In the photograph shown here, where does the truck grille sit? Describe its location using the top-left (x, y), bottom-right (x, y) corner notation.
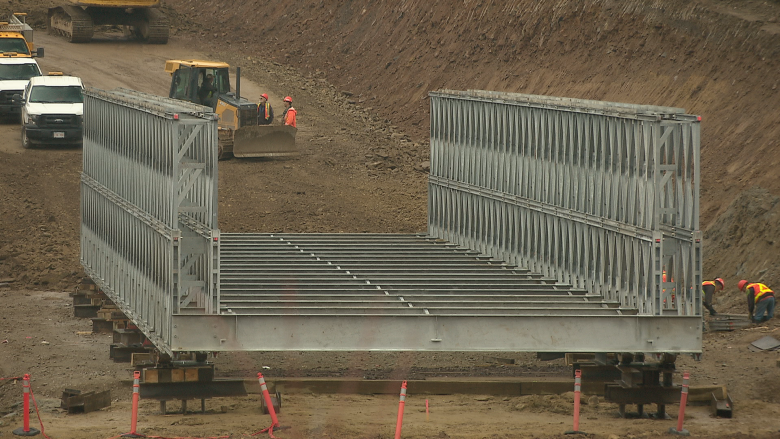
top-left (39, 114), bottom-right (81, 128)
top-left (0, 90), bottom-right (18, 105)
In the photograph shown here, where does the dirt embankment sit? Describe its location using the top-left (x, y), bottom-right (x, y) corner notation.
top-left (2, 0), bottom-right (780, 290)
top-left (704, 187), bottom-right (780, 309)
top-left (165, 0), bottom-right (780, 287)
top-left (1, 3), bottom-right (780, 438)
top-left (164, 1), bottom-right (780, 212)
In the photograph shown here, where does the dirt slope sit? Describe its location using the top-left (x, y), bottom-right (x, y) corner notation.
top-left (163, 0), bottom-right (780, 206)
top-left (2, 0), bottom-right (779, 293)
top-left (162, 0), bottom-right (780, 289)
top-left (0, 1), bottom-right (779, 438)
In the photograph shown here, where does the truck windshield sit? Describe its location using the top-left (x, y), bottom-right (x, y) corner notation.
top-left (29, 86), bottom-right (83, 104)
top-left (0, 38), bottom-right (30, 55)
top-left (0, 63), bottom-right (41, 81)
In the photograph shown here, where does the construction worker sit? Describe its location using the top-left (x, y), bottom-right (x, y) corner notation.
top-left (738, 280), bottom-right (775, 323)
top-left (258, 93), bottom-right (273, 125)
top-left (281, 96), bottom-right (297, 128)
top-left (701, 278), bottom-right (724, 316)
top-left (198, 73), bottom-right (217, 106)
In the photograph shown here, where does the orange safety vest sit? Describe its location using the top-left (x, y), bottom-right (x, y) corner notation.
top-left (261, 102), bottom-right (270, 119)
top-left (284, 107), bottom-right (297, 127)
top-left (702, 281), bottom-right (716, 288)
top-left (746, 283), bottom-right (774, 304)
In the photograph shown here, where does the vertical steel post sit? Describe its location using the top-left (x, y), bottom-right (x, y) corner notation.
top-left (573, 370), bottom-right (581, 431)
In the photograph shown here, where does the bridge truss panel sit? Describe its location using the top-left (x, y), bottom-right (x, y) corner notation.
top-left (80, 88), bottom-right (220, 354)
top-left (429, 90), bottom-right (702, 317)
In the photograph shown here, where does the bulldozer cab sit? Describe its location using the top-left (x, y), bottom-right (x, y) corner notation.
top-left (167, 60), bottom-right (230, 108)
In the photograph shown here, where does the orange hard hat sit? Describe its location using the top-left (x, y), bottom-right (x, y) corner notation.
top-left (283, 96), bottom-right (292, 103)
top-left (261, 93), bottom-right (268, 100)
top-left (714, 278), bottom-right (725, 288)
top-left (738, 279), bottom-right (748, 291)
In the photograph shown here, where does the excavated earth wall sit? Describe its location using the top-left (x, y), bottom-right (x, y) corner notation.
top-left (3, 0), bottom-right (780, 295)
top-left (167, 0), bottom-right (780, 292)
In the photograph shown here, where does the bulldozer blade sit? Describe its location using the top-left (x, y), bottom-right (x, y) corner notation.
top-left (233, 125), bottom-right (299, 158)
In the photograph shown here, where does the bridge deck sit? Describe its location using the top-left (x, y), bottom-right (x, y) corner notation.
top-left (217, 233), bottom-right (625, 317)
top-left (166, 233), bottom-right (701, 353)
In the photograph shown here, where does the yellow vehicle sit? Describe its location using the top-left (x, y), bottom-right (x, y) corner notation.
top-left (48, 0), bottom-right (168, 44)
top-left (165, 59), bottom-right (298, 160)
top-left (0, 13), bottom-right (44, 58)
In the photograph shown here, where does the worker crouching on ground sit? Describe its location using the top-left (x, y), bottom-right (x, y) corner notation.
top-left (258, 93), bottom-right (273, 125)
top-left (738, 280), bottom-right (775, 323)
top-left (702, 278), bottom-right (724, 316)
top-left (281, 96), bottom-right (297, 127)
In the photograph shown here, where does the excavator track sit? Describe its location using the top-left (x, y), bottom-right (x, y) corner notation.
top-left (48, 6), bottom-right (93, 43)
top-left (48, 5), bottom-right (168, 45)
top-left (138, 8), bottom-right (169, 44)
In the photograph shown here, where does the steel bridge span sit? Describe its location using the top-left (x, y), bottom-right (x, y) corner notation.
top-left (80, 88), bottom-right (702, 356)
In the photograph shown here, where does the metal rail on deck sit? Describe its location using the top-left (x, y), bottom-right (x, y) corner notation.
top-left (217, 233), bottom-right (620, 316)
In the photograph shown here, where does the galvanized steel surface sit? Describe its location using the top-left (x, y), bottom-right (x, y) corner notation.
top-left (83, 87), bottom-right (218, 230)
top-left (186, 232), bottom-right (702, 353)
top-left (429, 90), bottom-right (702, 317)
top-left (218, 233), bottom-right (614, 317)
top-left (80, 87), bottom-right (702, 354)
top-left (80, 87), bottom-right (219, 353)
top-left (171, 312), bottom-right (702, 352)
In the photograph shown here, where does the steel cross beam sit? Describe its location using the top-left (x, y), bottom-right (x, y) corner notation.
top-left (171, 314), bottom-right (702, 353)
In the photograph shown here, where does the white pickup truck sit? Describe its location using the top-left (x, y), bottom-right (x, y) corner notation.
top-left (18, 74), bottom-right (84, 148)
top-left (0, 57), bottom-right (42, 118)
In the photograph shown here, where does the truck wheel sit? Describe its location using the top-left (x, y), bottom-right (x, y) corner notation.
top-left (21, 127), bottom-right (32, 149)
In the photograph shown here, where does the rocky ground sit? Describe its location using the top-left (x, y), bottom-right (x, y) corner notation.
top-left (0, 0), bottom-right (780, 438)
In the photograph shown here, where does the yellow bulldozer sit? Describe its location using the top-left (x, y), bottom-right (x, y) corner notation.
top-left (48, 0), bottom-right (168, 44)
top-left (165, 59), bottom-right (298, 160)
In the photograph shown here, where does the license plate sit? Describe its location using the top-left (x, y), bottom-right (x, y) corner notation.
top-left (53, 132), bottom-right (65, 139)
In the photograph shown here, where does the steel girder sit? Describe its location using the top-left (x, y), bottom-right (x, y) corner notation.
top-left (171, 313), bottom-right (702, 353)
